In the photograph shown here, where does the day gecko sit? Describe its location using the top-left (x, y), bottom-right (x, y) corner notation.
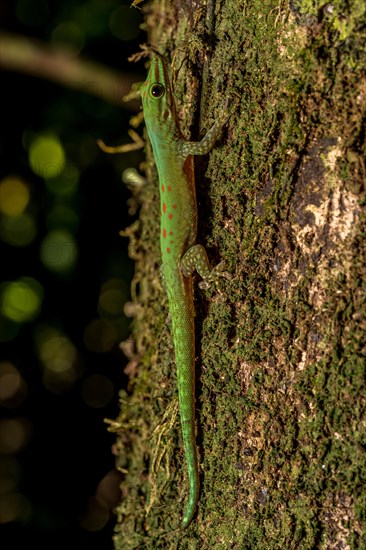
top-left (140, 55), bottom-right (231, 528)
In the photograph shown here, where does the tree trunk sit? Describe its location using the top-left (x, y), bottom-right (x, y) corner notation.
top-left (111, 0), bottom-right (366, 547)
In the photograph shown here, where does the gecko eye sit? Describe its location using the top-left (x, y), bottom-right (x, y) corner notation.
top-left (150, 84), bottom-right (165, 98)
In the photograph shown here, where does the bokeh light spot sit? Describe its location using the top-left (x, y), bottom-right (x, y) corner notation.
top-left (84, 319), bottom-right (118, 353)
top-left (1, 277), bottom-right (44, 323)
top-left (96, 470), bottom-right (122, 510)
top-left (73, 1), bottom-right (108, 37)
top-left (0, 213), bottom-right (37, 247)
top-left (0, 418), bottom-right (32, 454)
top-left (0, 362), bottom-right (27, 408)
top-left (98, 278), bottom-right (129, 319)
top-left (79, 496), bottom-right (109, 532)
top-left (0, 490), bottom-right (31, 524)
top-left (34, 325), bottom-right (81, 393)
top-left (0, 176), bottom-right (30, 216)
top-left (41, 336), bottom-right (76, 373)
top-left (42, 368), bottom-right (79, 394)
top-left (51, 21), bottom-right (85, 54)
top-left (0, 363), bottom-right (21, 400)
top-left (29, 135), bottom-right (65, 179)
top-left (81, 374), bottom-right (114, 409)
top-left (40, 230), bottom-right (78, 273)
top-left (109, 6), bottom-right (141, 41)
top-left (98, 288), bottom-right (125, 317)
top-left (15, 0), bottom-right (49, 26)
top-left (45, 164), bottom-right (79, 197)
top-left (35, 326), bottom-right (77, 372)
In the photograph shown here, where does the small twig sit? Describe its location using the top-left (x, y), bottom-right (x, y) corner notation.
top-left (97, 129), bottom-right (144, 154)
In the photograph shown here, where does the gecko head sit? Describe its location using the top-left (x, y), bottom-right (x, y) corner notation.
top-left (140, 55), bottom-right (176, 138)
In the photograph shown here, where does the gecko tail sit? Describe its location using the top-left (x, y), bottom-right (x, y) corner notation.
top-left (181, 483), bottom-right (199, 529)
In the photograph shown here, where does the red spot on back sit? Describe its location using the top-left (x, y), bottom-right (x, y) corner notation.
top-left (172, 204), bottom-right (177, 209)
top-left (169, 231), bottom-right (173, 236)
top-left (167, 185), bottom-right (172, 192)
top-left (163, 228), bottom-right (167, 238)
top-left (161, 185), bottom-right (165, 193)
top-left (168, 213), bottom-right (173, 220)
top-left (167, 247), bottom-right (171, 253)
top-left (163, 203), bottom-right (167, 213)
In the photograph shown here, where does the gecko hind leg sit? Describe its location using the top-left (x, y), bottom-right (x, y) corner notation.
top-left (181, 244), bottom-right (231, 290)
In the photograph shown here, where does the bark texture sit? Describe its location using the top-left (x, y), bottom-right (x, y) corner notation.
top-left (111, 0), bottom-right (366, 547)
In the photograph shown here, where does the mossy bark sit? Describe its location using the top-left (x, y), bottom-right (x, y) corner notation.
top-left (111, 0), bottom-right (366, 547)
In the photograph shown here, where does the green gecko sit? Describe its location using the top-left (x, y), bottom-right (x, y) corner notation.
top-left (140, 54), bottom-right (231, 529)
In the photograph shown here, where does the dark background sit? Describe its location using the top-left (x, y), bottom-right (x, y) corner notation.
top-left (0, 1), bottom-right (145, 547)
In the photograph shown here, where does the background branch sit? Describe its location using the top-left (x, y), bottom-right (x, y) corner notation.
top-left (0, 32), bottom-right (139, 109)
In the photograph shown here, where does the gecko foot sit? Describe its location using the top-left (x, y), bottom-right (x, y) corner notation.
top-left (198, 261), bottom-right (232, 291)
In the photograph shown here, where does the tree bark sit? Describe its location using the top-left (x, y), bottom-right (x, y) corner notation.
top-left (111, 0), bottom-right (366, 547)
